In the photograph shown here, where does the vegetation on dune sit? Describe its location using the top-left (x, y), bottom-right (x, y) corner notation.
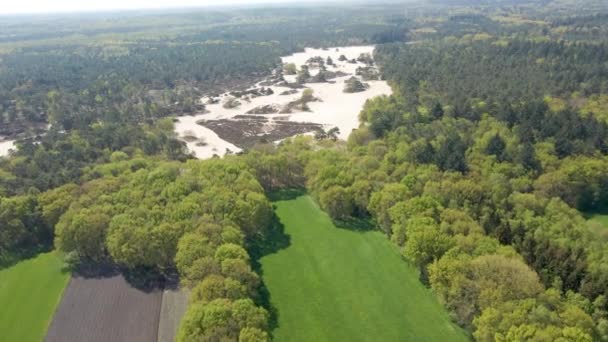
top-left (343, 76), bottom-right (370, 93)
top-left (0, 252), bottom-right (70, 342)
top-left (261, 195), bottom-right (468, 341)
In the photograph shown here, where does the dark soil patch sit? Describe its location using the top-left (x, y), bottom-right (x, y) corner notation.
top-left (198, 118), bottom-right (322, 148)
top-left (45, 273), bottom-right (163, 342)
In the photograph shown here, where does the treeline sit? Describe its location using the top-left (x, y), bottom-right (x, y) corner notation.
top-left (5, 156), bottom-right (274, 340)
top-left (0, 118), bottom-right (187, 196)
top-left (0, 42), bottom-right (281, 136)
top-left (375, 40), bottom-right (608, 109)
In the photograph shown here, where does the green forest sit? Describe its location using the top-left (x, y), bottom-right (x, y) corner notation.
top-left (1, 0), bottom-right (608, 341)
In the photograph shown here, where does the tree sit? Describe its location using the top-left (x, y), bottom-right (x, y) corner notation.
top-left (55, 207), bottom-right (110, 262)
top-left (283, 63), bottom-right (297, 75)
top-left (430, 103), bottom-right (444, 120)
top-left (215, 243), bottom-right (250, 263)
top-left (368, 183), bottom-right (411, 234)
top-left (436, 132), bottom-right (468, 173)
top-left (190, 274), bottom-right (248, 303)
top-left (520, 142), bottom-right (541, 171)
top-left (177, 299), bottom-right (268, 342)
top-left (296, 65), bottom-right (311, 84)
top-left (343, 77), bottom-right (369, 93)
top-left (409, 139), bottom-right (436, 164)
top-left (301, 88), bottom-right (315, 103)
top-left (403, 225), bottom-right (454, 270)
top-left (485, 133), bottom-right (507, 162)
top-left (239, 327), bottom-right (269, 342)
top-left (320, 186), bottom-right (354, 220)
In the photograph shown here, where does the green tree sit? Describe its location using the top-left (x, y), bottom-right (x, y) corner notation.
top-left (485, 133), bottom-right (507, 162)
top-left (319, 186), bottom-right (353, 220)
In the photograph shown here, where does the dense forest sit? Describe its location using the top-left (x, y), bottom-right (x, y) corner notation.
top-left (2, 0), bottom-right (608, 341)
top-left (0, 6), bottom-right (402, 139)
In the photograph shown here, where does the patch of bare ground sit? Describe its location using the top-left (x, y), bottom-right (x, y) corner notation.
top-left (157, 288), bottom-right (190, 342)
top-left (198, 118), bottom-right (322, 148)
top-left (45, 268), bottom-right (163, 342)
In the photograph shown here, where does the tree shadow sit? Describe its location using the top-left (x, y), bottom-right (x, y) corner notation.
top-left (581, 203), bottom-right (608, 219)
top-left (0, 244), bottom-right (52, 270)
top-left (267, 188), bottom-right (306, 202)
top-left (248, 212), bottom-right (291, 336)
top-left (333, 216), bottom-right (376, 233)
top-left (71, 261), bottom-right (170, 293)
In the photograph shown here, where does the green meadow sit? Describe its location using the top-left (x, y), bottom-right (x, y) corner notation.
top-left (0, 252), bottom-right (70, 342)
top-left (260, 195), bottom-right (468, 342)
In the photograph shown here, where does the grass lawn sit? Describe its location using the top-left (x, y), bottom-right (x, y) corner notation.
top-left (584, 210), bottom-right (608, 242)
top-left (260, 195), bottom-right (468, 342)
top-left (0, 251), bottom-right (70, 342)
top-left (587, 213), bottom-right (608, 227)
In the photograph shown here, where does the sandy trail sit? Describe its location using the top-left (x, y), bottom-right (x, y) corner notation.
top-left (174, 45), bottom-right (392, 159)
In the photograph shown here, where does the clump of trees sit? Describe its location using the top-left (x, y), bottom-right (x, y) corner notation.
top-left (223, 96), bottom-right (242, 109)
top-left (344, 77), bottom-right (369, 93)
top-left (43, 157), bottom-right (273, 340)
top-left (296, 65), bottom-right (311, 84)
top-left (0, 118), bottom-right (187, 196)
top-left (283, 63), bottom-right (297, 75)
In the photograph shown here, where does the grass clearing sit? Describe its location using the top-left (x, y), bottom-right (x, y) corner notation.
top-left (584, 207), bottom-right (608, 242)
top-left (587, 213), bottom-right (608, 227)
top-left (260, 195), bottom-right (468, 341)
top-left (0, 251), bottom-right (70, 342)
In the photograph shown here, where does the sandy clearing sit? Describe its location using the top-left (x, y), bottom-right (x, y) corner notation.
top-left (0, 139), bottom-right (16, 157)
top-left (174, 45), bottom-right (392, 159)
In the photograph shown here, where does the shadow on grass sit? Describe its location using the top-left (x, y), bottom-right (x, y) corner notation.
top-left (248, 211), bottom-right (291, 336)
top-left (581, 204), bottom-right (608, 219)
top-left (267, 188), bottom-right (306, 202)
top-left (0, 244), bottom-right (52, 271)
top-left (333, 216), bottom-right (376, 233)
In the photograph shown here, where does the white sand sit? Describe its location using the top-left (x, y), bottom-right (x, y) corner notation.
top-left (174, 45), bottom-right (392, 159)
top-left (0, 139), bottom-right (16, 157)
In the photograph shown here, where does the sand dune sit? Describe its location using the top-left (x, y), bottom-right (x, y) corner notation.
top-left (174, 45), bottom-right (392, 159)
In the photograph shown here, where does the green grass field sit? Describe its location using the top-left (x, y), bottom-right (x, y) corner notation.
top-left (584, 209), bottom-right (608, 242)
top-left (260, 195), bottom-right (468, 342)
top-left (0, 252), bottom-right (70, 342)
top-left (587, 213), bottom-right (608, 227)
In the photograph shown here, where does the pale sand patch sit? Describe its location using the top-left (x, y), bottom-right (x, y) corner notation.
top-left (0, 139), bottom-right (16, 157)
top-left (174, 45), bottom-right (392, 159)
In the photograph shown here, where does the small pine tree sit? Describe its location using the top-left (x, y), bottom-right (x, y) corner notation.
top-left (485, 133), bottom-right (507, 162)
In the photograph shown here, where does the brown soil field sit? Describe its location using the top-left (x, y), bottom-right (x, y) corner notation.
top-left (45, 272), bottom-right (163, 342)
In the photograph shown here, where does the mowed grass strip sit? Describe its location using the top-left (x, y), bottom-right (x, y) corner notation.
top-left (0, 252), bottom-right (70, 342)
top-left (261, 196), bottom-right (468, 342)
